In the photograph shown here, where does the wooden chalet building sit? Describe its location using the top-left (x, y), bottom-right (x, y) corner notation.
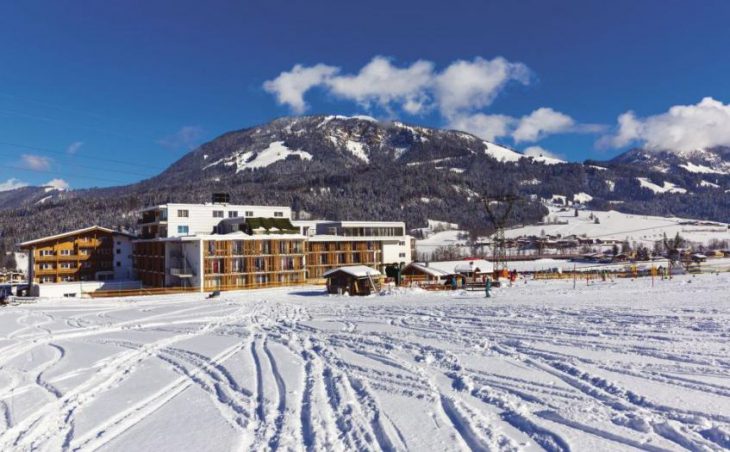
top-left (19, 226), bottom-right (135, 285)
top-left (323, 265), bottom-right (382, 296)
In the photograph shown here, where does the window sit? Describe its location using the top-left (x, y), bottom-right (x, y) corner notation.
top-left (40, 263), bottom-right (53, 270)
top-left (116, 261), bottom-right (121, 267)
top-left (213, 210), bottom-right (224, 218)
top-left (40, 250), bottom-right (54, 256)
top-left (177, 209), bottom-right (189, 218)
top-left (399, 252), bottom-right (406, 258)
top-left (228, 211), bottom-right (238, 218)
top-left (245, 211), bottom-right (254, 217)
top-left (398, 241), bottom-right (406, 246)
top-left (59, 262), bottom-right (74, 269)
top-left (41, 276), bottom-right (55, 283)
top-left (177, 225), bottom-right (189, 234)
top-left (59, 249), bottom-right (72, 256)
top-left (274, 211), bottom-right (284, 217)
top-left (116, 249), bottom-right (121, 254)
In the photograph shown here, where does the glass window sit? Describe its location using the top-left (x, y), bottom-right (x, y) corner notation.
top-left (228, 211), bottom-right (238, 218)
top-left (177, 210), bottom-right (189, 218)
top-left (177, 225), bottom-right (189, 234)
top-left (245, 211), bottom-right (254, 217)
top-left (274, 211), bottom-right (284, 217)
top-left (213, 210), bottom-right (224, 218)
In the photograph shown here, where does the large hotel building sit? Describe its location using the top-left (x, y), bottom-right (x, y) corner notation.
top-left (131, 199), bottom-right (413, 292)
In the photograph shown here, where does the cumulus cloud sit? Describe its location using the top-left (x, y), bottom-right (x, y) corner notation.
top-left (21, 154), bottom-right (52, 171)
top-left (66, 141), bottom-right (84, 155)
top-left (45, 178), bottom-right (70, 191)
top-left (447, 107), bottom-right (596, 144)
top-left (157, 126), bottom-right (205, 150)
top-left (446, 113), bottom-right (516, 141)
top-left (264, 56), bottom-right (529, 117)
top-left (512, 108), bottom-right (575, 143)
top-left (263, 63), bottom-right (339, 113)
top-left (435, 57), bottom-right (530, 117)
top-left (265, 56), bottom-right (606, 145)
top-left (600, 97), bottom-right (730, 151)
top-left (0, 178), bottom-right (28, 192)
top-left (523, 146), bottom-right (565, 161)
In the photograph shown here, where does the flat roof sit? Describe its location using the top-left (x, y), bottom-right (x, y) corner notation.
top-left (19, 226), bottom-right (135, 248)
top-left (134, 232), bottom-right (305, 242)
top-left (139, 203), bottom-right (292, 212)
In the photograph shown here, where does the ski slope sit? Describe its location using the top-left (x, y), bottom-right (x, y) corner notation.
top-left (1, 275), bottom-right (730, 451)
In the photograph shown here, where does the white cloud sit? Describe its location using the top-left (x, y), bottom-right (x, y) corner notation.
top-left (435, 57), bottom-right (530, 117)
top-left (157, 126), bottom-right (205, 150)
top-left (45, 178), bottom-right (70, 191)
top-left (523, 146), bottom-right (565, 161)
top-left (513, 108), bottom-right (575, 143)
top-left (600, 97), bottom-right (730, 151)
top-left (448, 107), bottom-right (590, 144)
top-left (66, 141), bottom-right (83, 155)
top-left (264, 56), bottom-right (528, 117)
top-left (446, 113), bottom-right (515, 141)
top-left (326, 56), bottom-right (434, 114)
top-left (263, 63), bottom-right (339, 114)
top-left (265, 56), bottom-right (605, 145)
top-left (21, 154), bottom-right (52, 171)
top-left (0, 178), bottom-right (28, 192)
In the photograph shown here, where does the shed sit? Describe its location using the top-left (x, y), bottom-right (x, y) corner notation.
top-left (322, 265), bottom-right (382, 296)
top-left (401, 262), bottom-right (454, 283)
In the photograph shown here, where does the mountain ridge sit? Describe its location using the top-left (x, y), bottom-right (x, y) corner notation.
top-left (1, 115), bottom-right (729, 254)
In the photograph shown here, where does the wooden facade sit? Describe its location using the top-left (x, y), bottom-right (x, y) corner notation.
top-left (202, 238), bottom-right (306, 291)
top-left (132, 241), bottom-right (166, 287)
top-left (306, 240), bottom-right (382, 279)
top-left (20, 227), bottom-right (115, 284)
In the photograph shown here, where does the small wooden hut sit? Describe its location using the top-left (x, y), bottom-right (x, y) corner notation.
top-left (322, 266), bottom-right (381, 296)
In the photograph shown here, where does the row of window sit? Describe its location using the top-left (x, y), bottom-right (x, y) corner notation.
top-left (207, 240), bottom-right (303, 255)
top-left (176, 209), bottom-right (285, 219)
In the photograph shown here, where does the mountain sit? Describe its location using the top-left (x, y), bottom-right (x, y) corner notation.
top-left (1, 115), bottom-right (729, 255)
top-left (610, 146), bottom-right (730, 177)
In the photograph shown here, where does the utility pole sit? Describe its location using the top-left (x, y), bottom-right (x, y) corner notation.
top-left (483, 194), bottom-right (520, 275)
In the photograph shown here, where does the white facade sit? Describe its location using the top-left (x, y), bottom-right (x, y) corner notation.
top-left (31, 280), bottom-right (142, 298)
top-left (113, 235), bottom-right (135, 280)
top-left (140, 203), bottom-right (292, 239)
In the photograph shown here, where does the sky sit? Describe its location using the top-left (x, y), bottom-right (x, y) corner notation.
top-left (2, 0), bottom-right (730, 190)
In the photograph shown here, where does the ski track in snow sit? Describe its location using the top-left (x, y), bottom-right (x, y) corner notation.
top-left (0, 275), bottom-right (730, 451)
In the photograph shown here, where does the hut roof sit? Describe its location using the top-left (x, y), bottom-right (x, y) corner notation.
top-left (322, 265), bottom-right (382, 278)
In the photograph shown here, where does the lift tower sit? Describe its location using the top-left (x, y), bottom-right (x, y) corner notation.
top-left (483, 194), bottom-right (520, 274)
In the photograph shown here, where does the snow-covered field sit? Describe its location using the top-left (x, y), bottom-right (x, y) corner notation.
top-left (416, 207), bottom-right (730, 260)
top-left (1, 275), bottom-right (730, 451)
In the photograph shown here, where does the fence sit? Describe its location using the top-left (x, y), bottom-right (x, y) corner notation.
top-left (86, 278), bottom-right (330, 298)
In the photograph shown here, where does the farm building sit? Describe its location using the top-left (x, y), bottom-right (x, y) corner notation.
top-left (322, 265), bottom-right (381, 296)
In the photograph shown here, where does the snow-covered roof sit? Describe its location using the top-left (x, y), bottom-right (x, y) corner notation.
top-left (19, 226), bottom-right (135, 248)
top-left (404, 263), bottom-right (454, 278)
top-left (416, 259), bottom-right (494, 275)
top-left (322, 265), bottom-right (382, 278)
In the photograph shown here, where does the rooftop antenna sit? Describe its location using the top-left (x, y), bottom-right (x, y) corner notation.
top-left (483, 194), bottom-right (520, 273)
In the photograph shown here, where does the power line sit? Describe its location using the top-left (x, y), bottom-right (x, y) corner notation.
top-left (0, 152), bottom-right (156, 179)
top-left (0, 140), bottom-right (168, 172)
top-left (5, 165), bottom-right (138, 186)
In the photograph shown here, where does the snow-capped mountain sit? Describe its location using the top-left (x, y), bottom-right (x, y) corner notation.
top-left (610, 146), bottom-right (730, 176)
top-left (157, 115), bottom-right (526, 183)
top-left (2, 115), bottom-right (730, 252)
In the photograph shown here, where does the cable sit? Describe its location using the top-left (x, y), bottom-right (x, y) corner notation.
top-left (0, 141), bottom-right (168, 172)
top-left (0, 152), bottom-right (156, 179)
top-left (5, 165), bottom-right (137, 186)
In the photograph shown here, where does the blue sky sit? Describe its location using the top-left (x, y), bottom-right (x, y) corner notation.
top-left (2, 0), bottom-right (730, 190)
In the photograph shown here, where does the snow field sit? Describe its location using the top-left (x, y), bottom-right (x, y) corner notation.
top-left (0, 274), bottom-right (729, 451)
